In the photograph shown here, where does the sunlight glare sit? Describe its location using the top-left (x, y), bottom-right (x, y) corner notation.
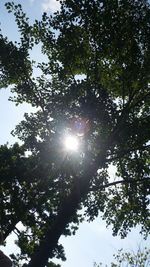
top-left (64, 135), bottom-right (79, 152)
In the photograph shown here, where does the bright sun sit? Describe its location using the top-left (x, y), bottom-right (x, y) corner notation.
top-left (64, 135), bottom-right (79, 152)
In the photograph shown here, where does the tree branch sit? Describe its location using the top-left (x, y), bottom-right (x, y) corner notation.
top-left (90, 177), bottom-right (150, 192)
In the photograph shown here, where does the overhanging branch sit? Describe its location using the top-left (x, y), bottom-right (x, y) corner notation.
top-left (90, 177), bottom-right (150, 192)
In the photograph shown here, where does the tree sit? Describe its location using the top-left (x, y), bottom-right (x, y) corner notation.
top-left (0, 1), bottom-right (150, 266)
top-left (94, 247), bottom-right (150, 267)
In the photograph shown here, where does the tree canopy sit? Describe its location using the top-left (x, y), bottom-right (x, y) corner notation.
top-left (0, 1), bottom-right (150, 266)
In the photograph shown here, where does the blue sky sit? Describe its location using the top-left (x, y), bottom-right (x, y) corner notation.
top-left (0, 1), bottom-right (150, 266)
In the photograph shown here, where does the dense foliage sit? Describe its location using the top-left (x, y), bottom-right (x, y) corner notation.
top-left (0, 1), bottom-right (150, 266)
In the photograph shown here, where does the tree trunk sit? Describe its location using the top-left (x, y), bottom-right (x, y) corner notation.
top-left (27, 182), bottom-right (88, 267)
top-left (27, 152), bottom-right (97, 267)
top-left (0, 251), bottom-right (12, 267)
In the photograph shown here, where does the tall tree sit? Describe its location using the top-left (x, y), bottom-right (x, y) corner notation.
top-left (0, 1), bottom-right (150, 266)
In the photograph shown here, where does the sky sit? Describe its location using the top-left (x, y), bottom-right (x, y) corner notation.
top-left (0, 1), bottom-right (150, 266)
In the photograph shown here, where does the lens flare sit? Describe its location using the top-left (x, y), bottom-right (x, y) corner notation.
top-left (71, 118), bottom-right (90, 136)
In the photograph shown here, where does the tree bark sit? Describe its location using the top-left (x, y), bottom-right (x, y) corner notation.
top-left (27, 152), bottom-right (97, 267)
top-left (27, 183), bottom-right (87, 267)
top-left (0, 251), bottom-right (12, 267)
